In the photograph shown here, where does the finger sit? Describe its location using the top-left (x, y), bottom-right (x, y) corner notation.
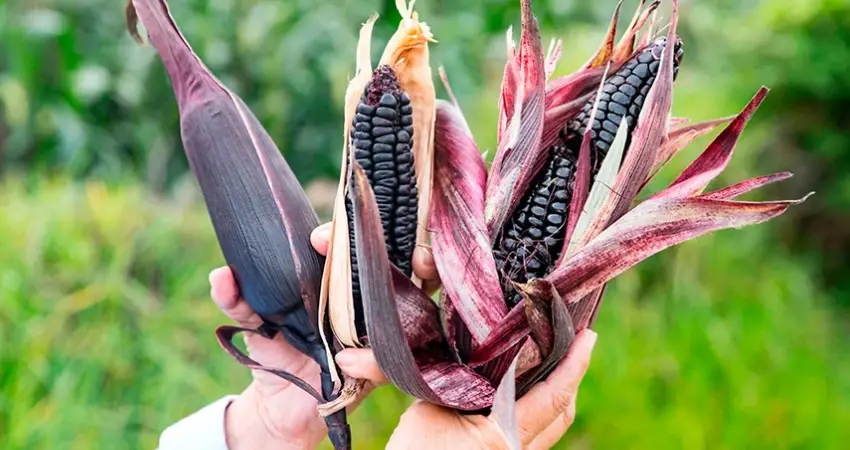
top-left (527, 396), bottom-right (577, 450)
top-left (412, 245), bottom-right (439, 282)
top-left (310, 222), bottom-right (333, 256)
top-left (335, 348), bottom-right (389, 386)
top-left (516, 329), bottom-right (597, 443)
top-left (209, 266), bottom-right (263, 328)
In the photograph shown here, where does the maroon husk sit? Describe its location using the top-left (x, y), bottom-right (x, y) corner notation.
top-left (517, 280), bottom-right (575, 396)
top-left (351, 163), bottom-right (497, 410)
top-left (653, 87), bottom-right (770, 200)
top-left (700, 172), bottom-right (794, 201)
top-left (485, 0), bottom-right (547, 239)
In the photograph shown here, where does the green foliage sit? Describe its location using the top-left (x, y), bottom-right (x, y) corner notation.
top-left (2, 179), bottom-right (848, 450)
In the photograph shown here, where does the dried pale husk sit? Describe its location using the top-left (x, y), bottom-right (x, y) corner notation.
top-left (321, 0), bottom-right (436, 350)
top-left (320, 14), bottom-right (377, 354)
top-left (379, 0), bottom-right (438, 290)
top-left (317, 0), bottom-right (436, 411)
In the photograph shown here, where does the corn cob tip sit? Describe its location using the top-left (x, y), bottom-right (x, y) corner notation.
top-left (364, 65), bottom-right (403, 106)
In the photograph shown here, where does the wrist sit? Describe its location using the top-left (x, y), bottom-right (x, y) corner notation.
top-left (224, 385), bottom-right (321, 450)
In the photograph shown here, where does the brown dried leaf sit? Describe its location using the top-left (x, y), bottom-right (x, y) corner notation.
top-left (583, 0), bottom-right (623, 69)
top-left (380, 0), bottom-right (437, 288)
top-left (517, 280), bottom-right (575, 397)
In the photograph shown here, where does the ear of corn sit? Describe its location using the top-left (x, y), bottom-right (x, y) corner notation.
top-left (321, 0), bottom-right (436, 350)
top-left (494, 36), bottom-right (684, 307)
top-left (126, 0), bottom-right (350, 447)
top-left (345, 65), bottom-right (419, 338)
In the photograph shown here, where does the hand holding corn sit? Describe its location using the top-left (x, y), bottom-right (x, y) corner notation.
top-left (386, 329), bottom-right (597, 450)
top-left (212, 223), bottom-right (439, 449)
top-left (212, 222), bottom-right (595, 450)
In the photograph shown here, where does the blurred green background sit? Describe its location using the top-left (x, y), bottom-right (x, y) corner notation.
top-left (1, 0), bottom-right (848, 448)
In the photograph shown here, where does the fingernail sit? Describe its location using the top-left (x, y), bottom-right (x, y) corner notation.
top-left (208, 266), bottom-right (227, 284)
top-left (583, 329), bottom-right (598, 349)
top-left (335, 350), bottom-right (357, 367)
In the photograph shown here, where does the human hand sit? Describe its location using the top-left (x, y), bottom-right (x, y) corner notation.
top-left (218, 222), bottom-right (441, 450)
top-left (385, 329), bottom-right (597, 450)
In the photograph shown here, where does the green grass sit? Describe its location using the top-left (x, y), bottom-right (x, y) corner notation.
top-left (1, 178), bottom-right (847, 449)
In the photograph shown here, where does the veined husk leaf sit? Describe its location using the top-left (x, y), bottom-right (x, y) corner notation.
top-left (486, 0), bottom-right (546, 239)
top-left (126, 0), bottom-right (350, 447)
top-left (700, 172), bottom-right (794, 201)
top-left (322, 0), bottom-right (437, 352)
top-left (652, 87), bottom-right (769, 200)
top-left (582, 0), bottom-right (623, 69)
top-left (431, 101), bottom-right (506, 346)
top-left (654, 116), bottom-right (734, 168)
top-left (549, 195), bottom-right (809, 309)
top-left (350, 163), bottom-right (497, 410)
top-left (321, 15), bottom-right (377, 350)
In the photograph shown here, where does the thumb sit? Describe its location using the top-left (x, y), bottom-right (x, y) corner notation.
top-left (515, 329), bottom-right (597, 444)
top-left (335, 348), bottom-right (389, 386)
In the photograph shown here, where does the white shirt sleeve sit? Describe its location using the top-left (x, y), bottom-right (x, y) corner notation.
top-left (157, 395), bottom-right (239, 450)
